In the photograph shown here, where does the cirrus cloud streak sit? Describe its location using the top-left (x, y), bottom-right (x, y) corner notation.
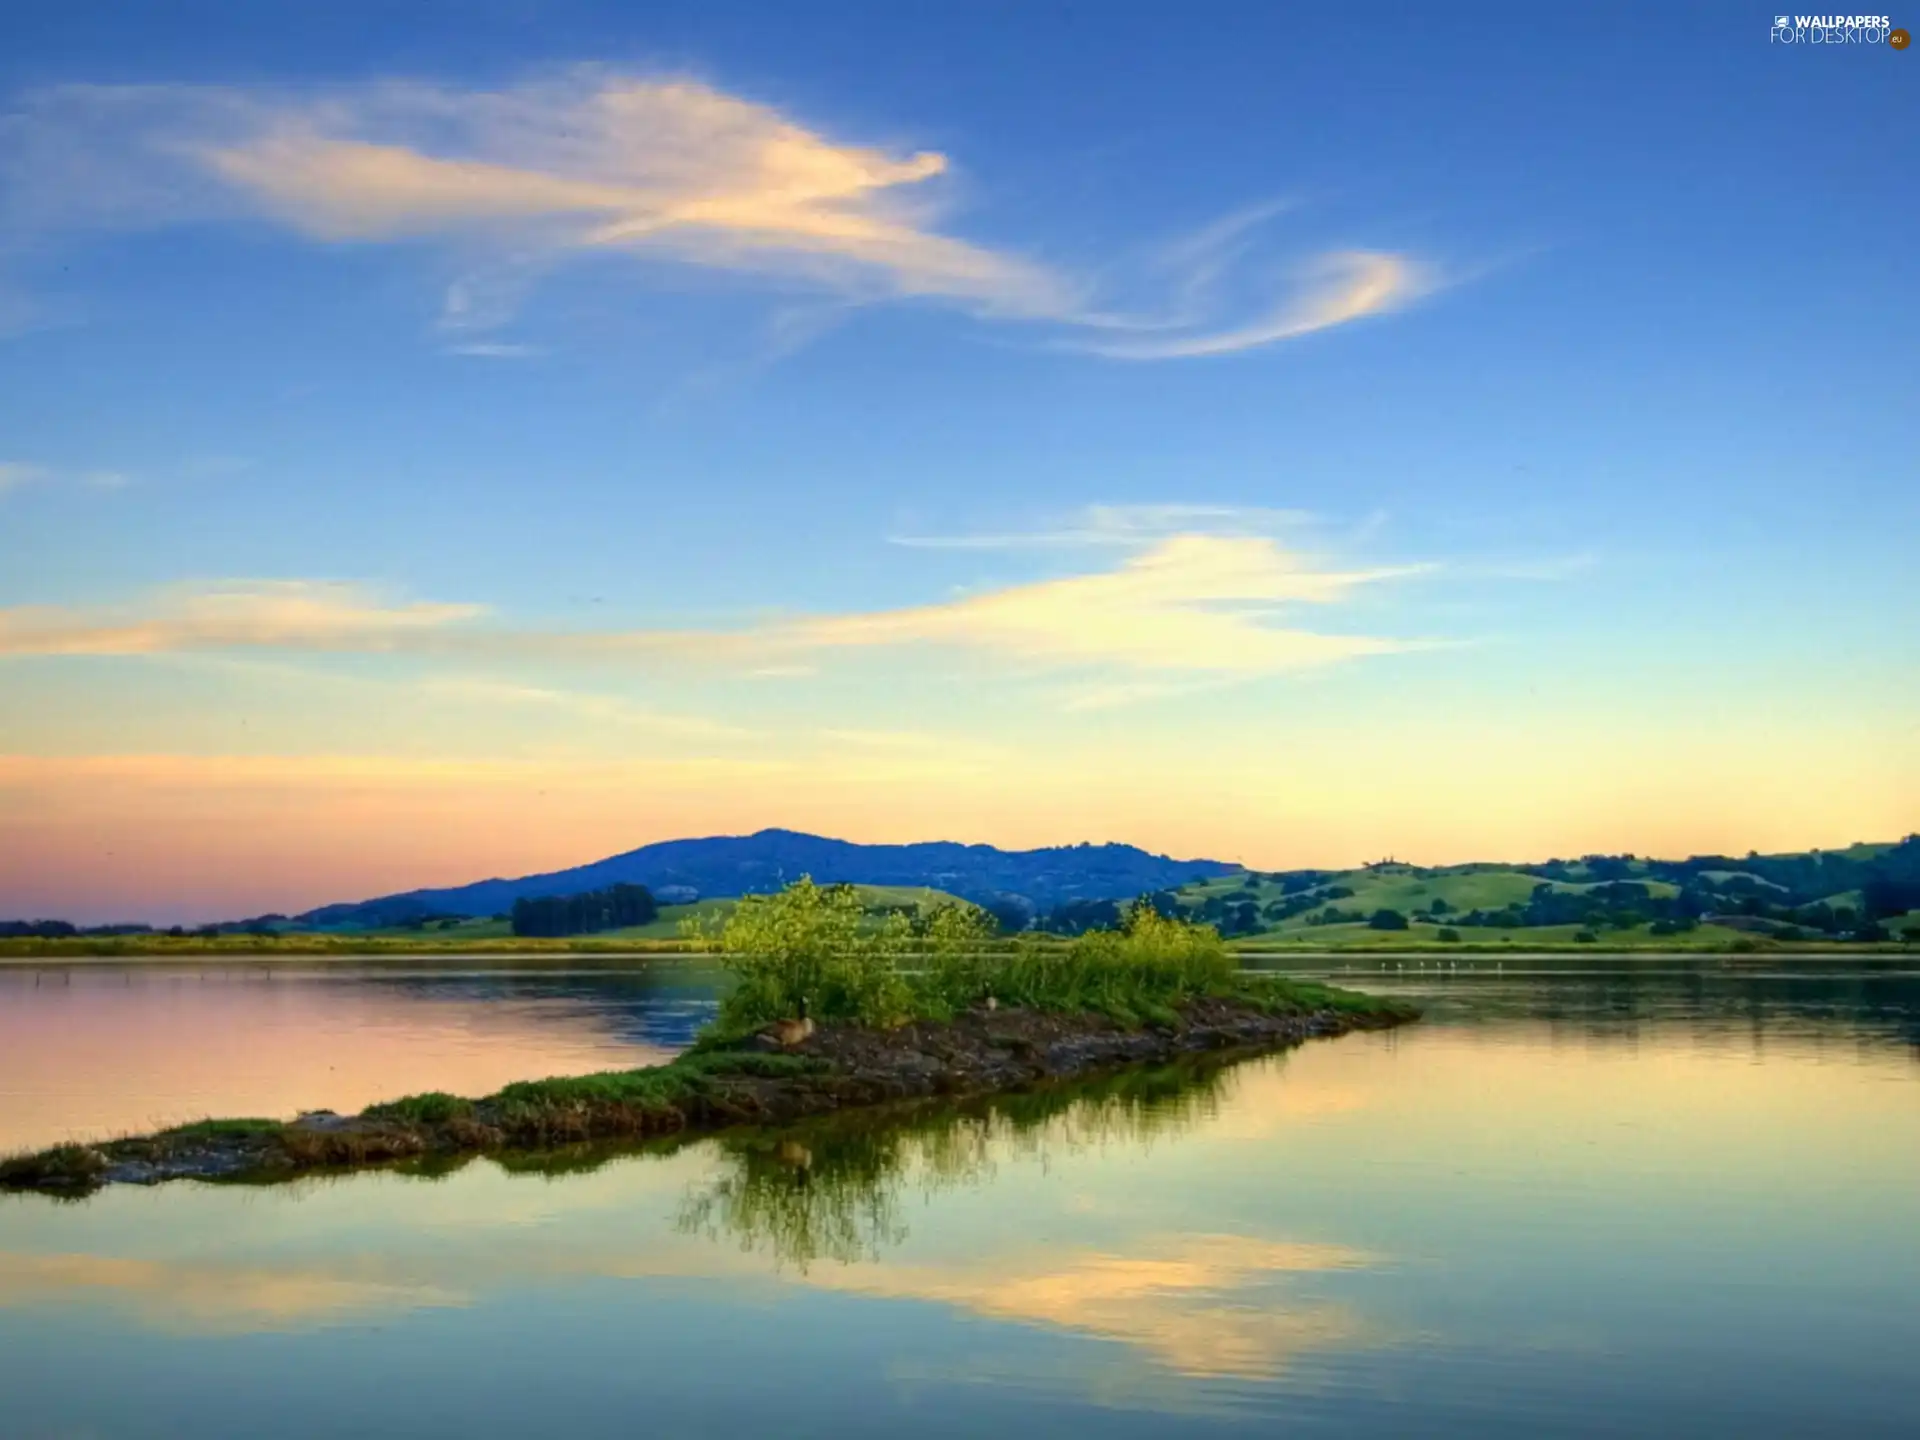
top-left (2, 72), bottom-right (1434, 358)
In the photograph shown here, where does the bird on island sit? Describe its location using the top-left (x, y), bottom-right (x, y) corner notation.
top-left (758, 997), bottom-right (815, 1048)
top-left (776, 1139), bottom-right (813, 1169)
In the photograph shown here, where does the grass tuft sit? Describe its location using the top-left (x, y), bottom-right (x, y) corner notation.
top-left (156, 1118), bottom-right (284, 1140)
top-left (362, 1093), bottom-right (472, 1125)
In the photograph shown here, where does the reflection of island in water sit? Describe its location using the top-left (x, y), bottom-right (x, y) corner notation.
top-left (0, 1047), bottom-right (1391, 1389)
top-left (670, 1053), bottom-right (1385, 1384)
top-left (674, 1056), bottom-right (1236, 1271)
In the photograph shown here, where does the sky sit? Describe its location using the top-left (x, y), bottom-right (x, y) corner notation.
top-left (0, 1), bottom-right (1914, 922)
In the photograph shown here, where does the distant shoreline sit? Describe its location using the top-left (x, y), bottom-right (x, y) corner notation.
top-left (2, 938), bottom-right (1911, 964)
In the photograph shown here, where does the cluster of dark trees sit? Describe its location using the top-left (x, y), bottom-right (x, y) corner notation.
top-left (1434, 880), bottom-right (1677, 934)
top-left (977, 892), bottom-right (1038, 934)
top-left (1035, 897), bottom-right (1127, 935)
top-left (1182, 888), bottom-right (1263, 937)
top-left (510, 883), bottom-right (658, 938)
top-left (1037, 889), bottom-right (1200, 935)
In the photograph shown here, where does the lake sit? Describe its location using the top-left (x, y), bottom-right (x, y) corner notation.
top-left (2, 956), bottom-right (1917, 1437)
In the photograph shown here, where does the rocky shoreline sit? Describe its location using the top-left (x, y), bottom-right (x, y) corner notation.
top-left (1, 995), bottom-right (1415, 1195)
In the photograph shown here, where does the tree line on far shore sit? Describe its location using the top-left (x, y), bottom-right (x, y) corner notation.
top-left (510, 883), bottom-right (659, 938)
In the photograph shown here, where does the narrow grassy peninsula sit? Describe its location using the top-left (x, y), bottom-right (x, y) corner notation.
top-left (1, 882), bottom-right (1414, 1195)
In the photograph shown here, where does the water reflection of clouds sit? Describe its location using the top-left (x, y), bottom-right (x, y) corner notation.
top-left (0, 1223), bottom-right (1387, 1381)
top-left (0, 1251), bottom-right (467, 1332)
top-left (808, 1233), bottom-right (1381, 1378)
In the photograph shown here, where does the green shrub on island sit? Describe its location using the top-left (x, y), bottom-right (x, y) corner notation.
top-left (697, 877), bottom-right (926, 1029)
top-left (696, 876), bottom-right (1316, 1034)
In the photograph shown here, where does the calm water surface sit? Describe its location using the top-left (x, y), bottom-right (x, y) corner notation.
top-left (2, 957), bottom-right (1916, 1437)
top-left (0, 961), bottom-right (712, 1153)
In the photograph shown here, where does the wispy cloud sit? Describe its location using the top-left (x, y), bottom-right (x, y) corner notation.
top-left (0, 537), bottom-right (1423, 682)
top-left (2, 72), bottom-right (1437, 359)
top-left (1072, 251), bottom-right (1429, 359)
top-left (442, 341), bottom-right (543, 359)
top-left (779, 535), bottom-right (1423, 674)
top-left (0, 579), bottom-right (481, 655)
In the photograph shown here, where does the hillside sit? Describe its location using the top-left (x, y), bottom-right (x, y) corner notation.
top-left (1157, 837), bottom-right (1920, 948)
top-left (296, 829), bottom-right (1236, 930)
top-left (18, 833), bottom-right (1911, 949)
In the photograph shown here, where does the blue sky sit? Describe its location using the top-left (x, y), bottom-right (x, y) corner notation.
top-left (0, 2), bottom-right (1914, 919)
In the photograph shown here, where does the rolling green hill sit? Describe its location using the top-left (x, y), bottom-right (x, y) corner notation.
top-left (1161, 845), bottom-right (1914, 949)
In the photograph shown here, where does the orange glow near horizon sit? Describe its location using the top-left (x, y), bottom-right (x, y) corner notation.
top-left (2, 741), bottom-right (1913, 921)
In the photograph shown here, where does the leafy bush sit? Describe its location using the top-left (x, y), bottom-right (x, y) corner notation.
top-left (699, 878), bottom-right (921, 1030)
top-left (1437, 927), bottom-right (1461, 943)
top-left (1367, 909), bottom-right (1410, 931)
top-left (701, 880), bottom-right (1256, 1032)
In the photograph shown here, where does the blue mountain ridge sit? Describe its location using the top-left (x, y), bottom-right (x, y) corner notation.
top-left (296, 827), bottom-right (1239, 926)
